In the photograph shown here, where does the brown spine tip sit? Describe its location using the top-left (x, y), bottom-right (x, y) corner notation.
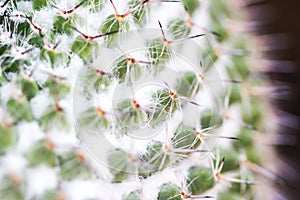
top-left (169, 91), bottom-right (177, 99)
top-left (163, 144), bottom-right (172, 153)
top-left (198, 74), bottom-right (205, 81)
top-left (76, 152), bottom-right (86, 162)
top-left (132, 100), bottom-right (140, 109)
top-left (10, 175), bottom-right (22, 187)
top-left (2, 120), bottom-right (13, 129)
top-left (95, 69), bottom-right (104, 75)
top-left (96, 108), bottom-right (106, 116)
top-left (196, 130), bottom-right (205, 137)
top-left (58, 194), bottom-right (65, 200)
top-left (45, 139), bottom-right (54, 150)
top-left (115, 14), bottom-right (125, 20)
top-left (222, 157), bottom-right (225, 162)
top-left (127, 154), bottom-right (136, 163)
top-left (127, 57), bottom-right (136, 64)
top-left (54, 103), bottom-right (63, 112)
top-left (180, 191), bottom-right (189, 198)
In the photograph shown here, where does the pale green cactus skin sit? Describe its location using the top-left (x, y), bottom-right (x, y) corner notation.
top-left (0, 0), bottom-right (277, 199)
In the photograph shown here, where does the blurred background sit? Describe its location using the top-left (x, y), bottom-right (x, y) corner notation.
top-left (245, 0), bottom-right (300, 199)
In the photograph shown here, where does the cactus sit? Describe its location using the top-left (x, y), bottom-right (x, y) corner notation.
top-left (0, 0), bottom-right (283, 199)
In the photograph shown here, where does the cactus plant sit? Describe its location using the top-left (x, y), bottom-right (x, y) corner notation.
top-left (0, 0), bottom-right (285, 199)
